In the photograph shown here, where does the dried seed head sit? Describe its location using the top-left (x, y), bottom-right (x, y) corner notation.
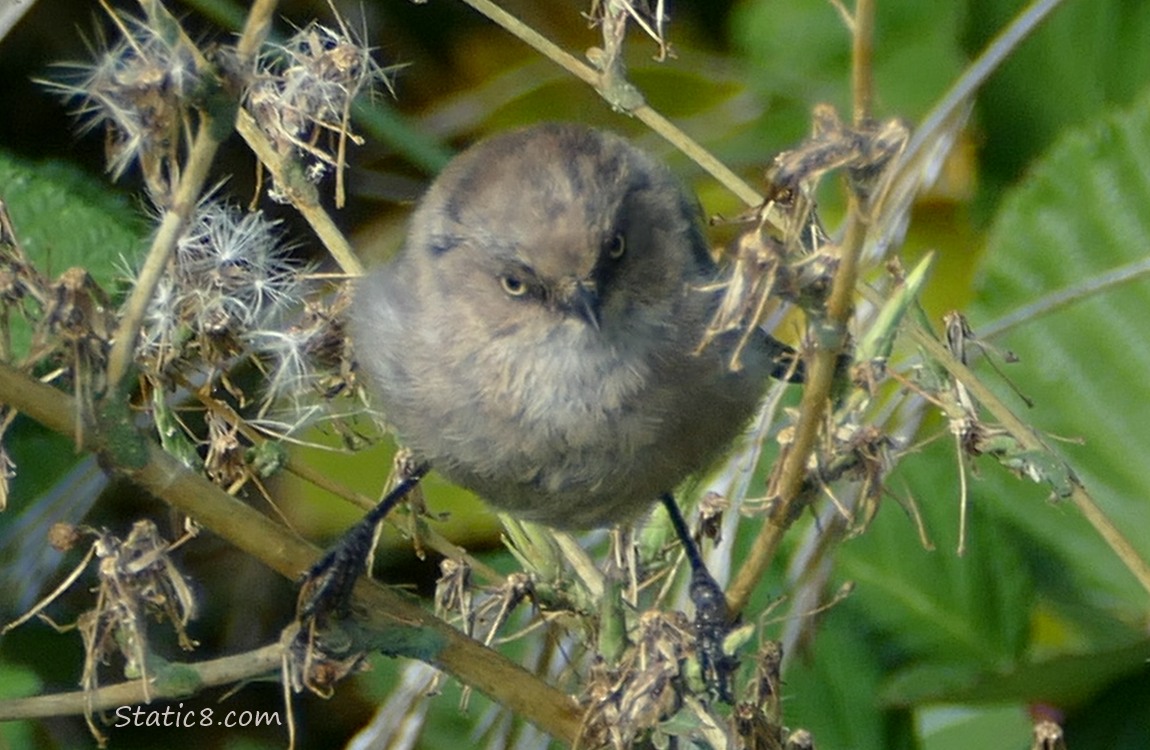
top-left (244, 15), bottom-right (402, 204)
top-left (42, 10), bottom-right (200, 200)
top-left (132, 201), bottom-right (305, 370)
top-left (130, 200), bottom-right (359, 447)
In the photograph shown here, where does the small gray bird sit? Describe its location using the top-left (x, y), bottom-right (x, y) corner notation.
top-left (350, 123), bottom-right (797, 530)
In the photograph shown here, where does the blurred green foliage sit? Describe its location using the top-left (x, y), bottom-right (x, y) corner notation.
top-left (2, 0), bottom-right (1150, 748)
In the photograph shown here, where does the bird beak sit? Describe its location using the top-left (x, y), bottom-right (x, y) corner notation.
top-left (562, 279), bottom-right (601, 330)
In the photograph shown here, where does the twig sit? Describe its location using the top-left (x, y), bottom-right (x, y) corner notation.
top-left (103, 129), bottom-right (222, 390)
top-left (0, 0), bottom-right (37, 44)
top-left (979, 252), bottom-right (1150, 340)
top-left (0, 643), bottom-right (284, 720)
top-left (234, 110), bottom-right (363, 276)
top-left (852, 274), bottom-right (1150, 597)
top-left (454, 0), bottom-right (762, 207)
top-left (232, 0), bottom-right (277, 62)
top-left (902, 0), bottom-right (1068, 174)
top-left (723, 0), bottom-right (1079, 617)
top-left (279, 458), bottom-right (504, 582)
top-left (903, 319), bottom-right (1150, 597)
top-left (850, 0), bottom-right (874, 126)
top-left (169, 360), bottom-right (494, 578)
top-left (104, 0), bottom-right (283, 392)
top-left (724, 0), bottom-right (876, 617)
top-left (127, 0), bottom-right (365, 275)
top-left (0, 360), bottom-right (585, 742)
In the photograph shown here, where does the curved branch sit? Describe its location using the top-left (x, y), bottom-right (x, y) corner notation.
top-left (0, 362), bottom-right (584, 742)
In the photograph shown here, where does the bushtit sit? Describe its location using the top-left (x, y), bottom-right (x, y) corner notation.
top-left (301, 124), bottom-right (803, 696)
top-left (350, 123), bottom-right (797, 530)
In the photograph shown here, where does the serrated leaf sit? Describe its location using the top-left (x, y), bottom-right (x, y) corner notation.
top-left (0, 153), bottom-right (144, 279)
top-left (972, 85), bottom-right (1150, 612)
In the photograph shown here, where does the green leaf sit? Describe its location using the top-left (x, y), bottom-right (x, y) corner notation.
top-left (0, 152), bottom-right (144, 278)
top-left (0, 659), bottom-right (41, 750)
top-left (883, 638), bottom-right (1150, 708)
top-left (967, 0), bottom-right (1150, 191)
top-left (0, 151), bottom-right (145, 358)
top-left (972, 85), bottom-right (1150, 612)
top-left (783, 609), bottom-right (916, 750)
top-left (918, 705), bottom-right (1031, 750)
top-left (731, 1), bottom-right (965, 138)
top-left (839, 438), bottom-right (1033, 667)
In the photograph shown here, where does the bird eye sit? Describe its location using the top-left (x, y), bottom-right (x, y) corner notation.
top-left (500, 275), bottom-right (528, 297)
top-left (605, 233), bottom-right (626, 260)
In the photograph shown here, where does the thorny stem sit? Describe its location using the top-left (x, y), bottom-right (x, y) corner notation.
top-left (104, 0), bottom-right (283, 393)
top-left (0, 360), bottom-right (585, 741)
top-left (725, 0), bottom-right (876, 617)
top-left (454, 0), bottom-right (762, 206)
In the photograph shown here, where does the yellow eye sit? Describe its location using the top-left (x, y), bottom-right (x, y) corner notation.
top-left (606, 233), bottom-right (625, 259)
top-left (500, 275), bottom-right (528, 296)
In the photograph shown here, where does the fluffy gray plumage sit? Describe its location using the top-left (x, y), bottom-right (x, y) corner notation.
top-left (351, 123), bottom-right (789, 528)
